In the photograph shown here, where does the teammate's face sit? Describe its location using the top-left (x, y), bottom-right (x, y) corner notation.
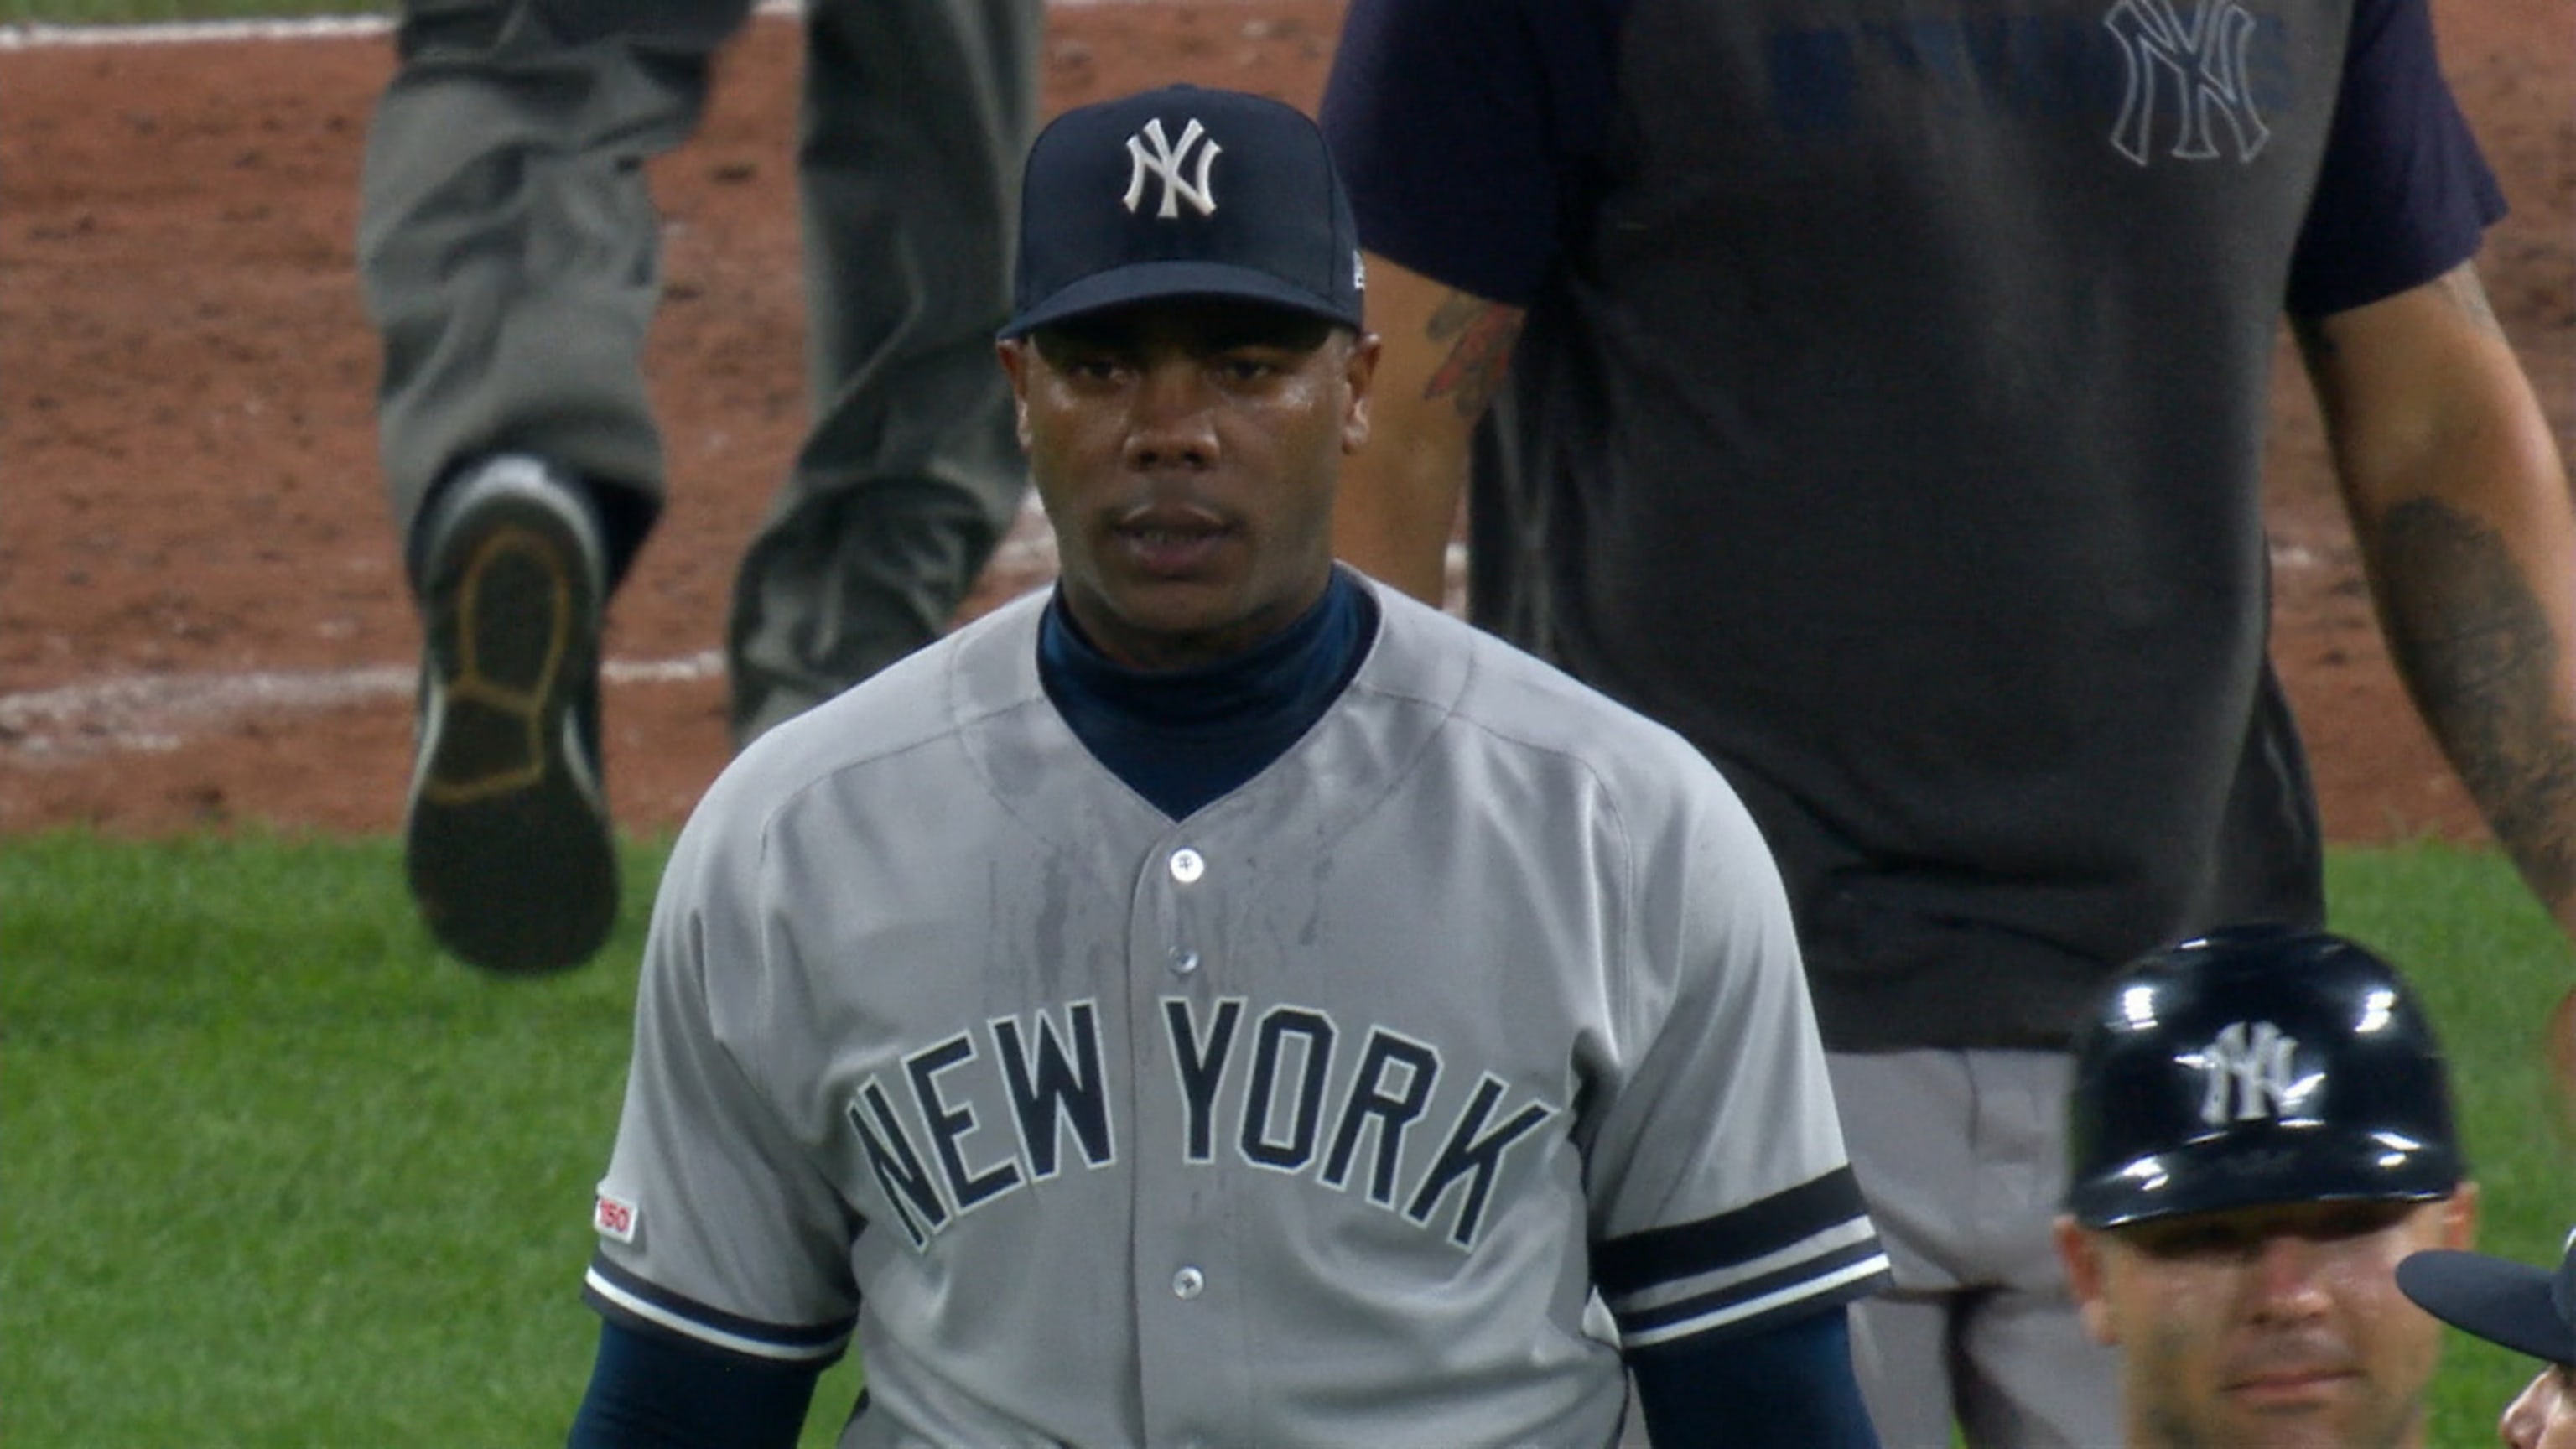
top-left (1000, 299), bottom-right (1377, 672)
top-left (2056, 1192), bottom-right (2477, 1449)
top-left (2504, 1365), bottom-right (2576, 1449)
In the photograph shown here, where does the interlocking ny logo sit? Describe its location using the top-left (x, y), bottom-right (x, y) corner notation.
top-left (1124, 117), bottom-right (1222, 219)
top-left (2104, 0), bottom-right (2270, 165)
top-left (2186, 1020), bottom-right (2317, 1125)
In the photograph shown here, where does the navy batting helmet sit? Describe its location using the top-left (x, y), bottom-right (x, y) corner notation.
top-left (2063, 924), bottom-right (2464, 1230)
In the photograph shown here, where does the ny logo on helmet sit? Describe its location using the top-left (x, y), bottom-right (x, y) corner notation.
top-left (1124, 117), bottom-right (1222, 219)
top-left (2182, 1020), bottom-right (2321, 1125)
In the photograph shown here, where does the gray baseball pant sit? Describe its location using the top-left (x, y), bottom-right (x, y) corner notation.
top-left (1827, 1048), bottom-right (2123, 1449)
top-left (356, 0), bottom-right (1041, 745)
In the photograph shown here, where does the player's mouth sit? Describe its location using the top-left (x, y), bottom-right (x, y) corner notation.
top-left (2222, 1360), bottom-right (2361, 1410)
top-left (1111, 504), bottom-right (1233, 578)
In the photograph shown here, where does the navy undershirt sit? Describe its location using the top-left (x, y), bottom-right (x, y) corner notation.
top-left (1036, 569), bottom-right (1379, 819)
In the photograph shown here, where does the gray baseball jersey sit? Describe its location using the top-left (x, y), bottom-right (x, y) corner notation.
top-left (582, 579), bottom-right (1888, 1447)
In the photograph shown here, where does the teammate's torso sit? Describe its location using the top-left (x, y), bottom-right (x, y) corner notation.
top-left (1478, 0), bottom-right (2360, 1042)
top-left (1536, 0), bottom-right (2343, 665)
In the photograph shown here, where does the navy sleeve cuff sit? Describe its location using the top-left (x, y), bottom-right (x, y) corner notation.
top-left (566, 1318), bottom-right (823, 1449)
top-left (1628, 1305), bottom-right (1882, 1448)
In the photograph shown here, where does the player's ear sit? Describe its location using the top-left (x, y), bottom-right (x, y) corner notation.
top-left (2054, 1216), bottom-right (2120, 1345)
top-left (996, 339), bottom-right (1035, 448)
top-left (1341, 330), bottom-right (1382, 454)
top-left (2440, 1180), bottom-right (2480, 1250)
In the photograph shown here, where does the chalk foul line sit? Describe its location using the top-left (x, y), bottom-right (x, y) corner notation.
top-left (0, 652), bottom-right (724, 762)
top-left (0, 0), bottom-right (1244, 50)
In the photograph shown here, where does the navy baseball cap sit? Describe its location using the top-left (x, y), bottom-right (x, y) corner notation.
top-left (1000, 84), bottom-right (1365, 339)
top-left (2398, 1230), bottom-right (2576, 1366)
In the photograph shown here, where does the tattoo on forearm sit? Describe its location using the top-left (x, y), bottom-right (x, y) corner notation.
top-left (2376, 498), bottom-right (2576, 910)
top-left (1422, 293), bottom-right (1524, 421)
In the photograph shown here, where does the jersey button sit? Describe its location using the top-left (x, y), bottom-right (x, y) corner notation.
top-left (1170, 948), bottom-right (1201, 976)
top-left (1169, 848), bottom-right (1206, 884)
top-left (1172, 1266), bottom-right (1206, 1299)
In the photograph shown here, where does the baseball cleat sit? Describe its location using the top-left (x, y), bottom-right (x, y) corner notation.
top-left (404, 454), bottom-right (617, 974)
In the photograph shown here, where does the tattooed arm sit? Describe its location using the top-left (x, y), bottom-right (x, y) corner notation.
top-left (2298, 260), bottom-right (2576, 941)
top-left (1330, 252), bottom-right (1526, 605)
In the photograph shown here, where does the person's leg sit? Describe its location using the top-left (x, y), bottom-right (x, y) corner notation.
top-left (1831, 1047), bottom-right (2125, 1448)
top-left (1950, 1052), bottom-right (2122, 1449)
top-left (1846, 1293), bottom-right (1962, 1449)
top-left (356, 0), bottom-right (749, 971)
top-left (724, 0), bottom-right (1043, 744)
top-left (359, 0), bottom-right (750, 577)
top-left (1827, 1051), bottom-right (1971, 1449)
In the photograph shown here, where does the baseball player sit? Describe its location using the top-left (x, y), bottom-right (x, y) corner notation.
top-left (2401, 1228), bottom-right (2576, 1449)
top-left (2053, 925), bottom-right (2480, 1449)
top-left (360, 0), bottom-right (1040, 974)
top-left (564, 85), bottom-right (1892, 1447)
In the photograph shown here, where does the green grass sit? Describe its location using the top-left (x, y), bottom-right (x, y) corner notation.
top-left (2327, 844), bottom-right (2576, 1441)
top-left (6, 834), bottom-right (2569, 1446)
top-left (0, 833), bottom-right (863, 1447)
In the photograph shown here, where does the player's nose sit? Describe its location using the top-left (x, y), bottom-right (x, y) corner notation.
top-left (1122, 358), bottom-right (1219, 470)
top-left (2243, 1235), bottom-right (2334, 1321)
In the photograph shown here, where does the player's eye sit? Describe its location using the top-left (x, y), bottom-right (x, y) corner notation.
top-left (2298, 1202), bottom-right (2410, 1244)
top-left (1057, 353), bottom-right (1124, 382)
top-left (1213, 353), bottom-right (1285, 383)
top-left (2129, 1218), bottom-right (2254, 1260)
top-left (1031, 328), bottom-right (1135, 382)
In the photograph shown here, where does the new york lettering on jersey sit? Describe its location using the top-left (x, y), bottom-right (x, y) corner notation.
top-left (845, 995), bottom-right (1561, 1250)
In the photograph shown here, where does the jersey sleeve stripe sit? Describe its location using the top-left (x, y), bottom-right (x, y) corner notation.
top-left (583, 1253), bottom-right (855, 1365)
top-left (1607, 1213), bottom-right (1883, 1316)
top-left (1613, 1244), bottom-right (1893, 1350)
top-left (1591, 1166), bottom-right (1872, 1297)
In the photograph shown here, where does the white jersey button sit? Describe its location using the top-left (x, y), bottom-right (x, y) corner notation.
top-left (1172, 1266), bottom-right (1206, 1299)
top-left (1170, 948), bottom-right (1201, 976)
top-left (1170, 849), bottom-right (1206, 884)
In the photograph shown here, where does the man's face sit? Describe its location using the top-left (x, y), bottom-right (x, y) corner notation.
top-left (2504, 1364), bottom-right (2576, 1449)
top-left (2057, 1192), bottom-right (2478, 1449)
top-left (998, 299), bottom-right (1377, 673)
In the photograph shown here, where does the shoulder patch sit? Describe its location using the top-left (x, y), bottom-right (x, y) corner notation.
top-left (594, 1189), bottom-right (639, 1244)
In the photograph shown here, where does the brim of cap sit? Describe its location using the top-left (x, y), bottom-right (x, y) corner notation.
top-left (2397, 1250), bottom-right (2576, 1364)
top-left (2066, 1129), bottom-right (2459, 1231)
top-left (1000, 260), bottom-right (1358, 340)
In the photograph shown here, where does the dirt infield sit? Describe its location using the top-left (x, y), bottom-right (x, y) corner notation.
top-left (1, 0), bottom-right (2568, 844)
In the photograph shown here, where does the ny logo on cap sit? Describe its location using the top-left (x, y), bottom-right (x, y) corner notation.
top-left (2183, 1020), bottom-right (2319, 1125)
top-left (1124, 117), bottom-right (1222, 219)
